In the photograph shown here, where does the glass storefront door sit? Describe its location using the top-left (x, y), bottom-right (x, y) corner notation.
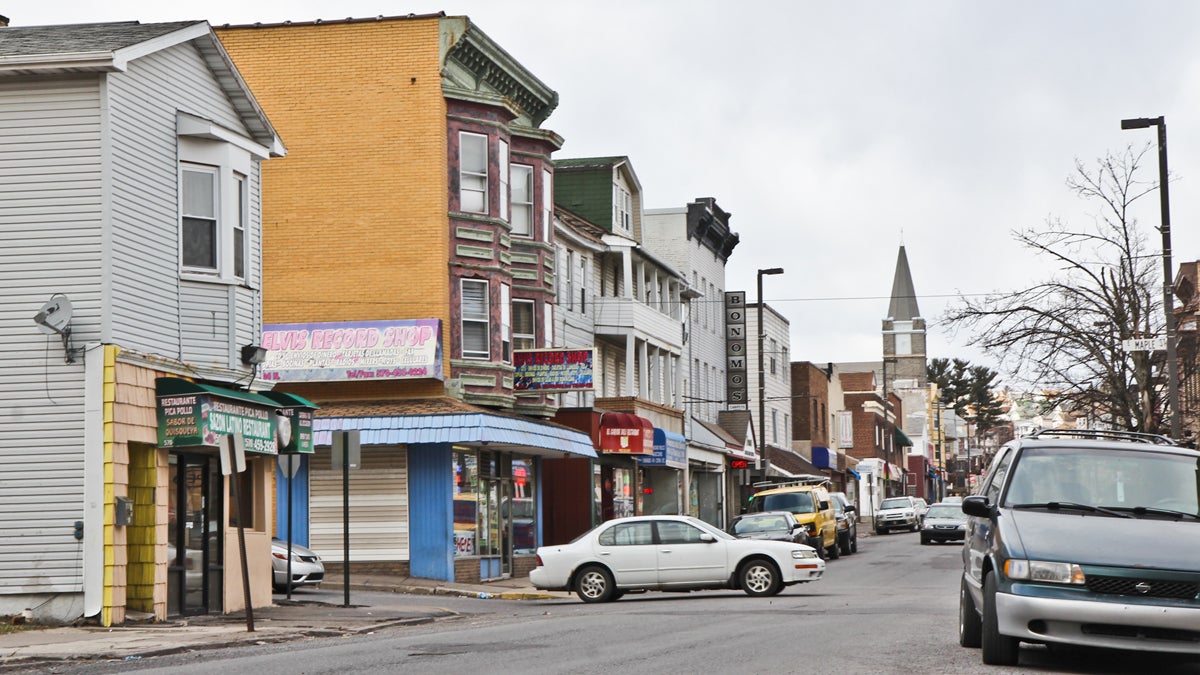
top-left (168, 453), bottom-right (223, 616)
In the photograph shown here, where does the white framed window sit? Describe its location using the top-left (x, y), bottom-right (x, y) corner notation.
top-left (498, 140), bottom-right (509, 222)
top-left (461, 279), bottom-right (489, 359)
top-left (613, 184), bottom-right (632, 232)
top-left (513, 299), bottom-right (535, 351)
top-left (182, 165), bottom-right (218, 271)
top-left (578, 254), bottom-right (588, 312)
top-left (234, 174), bottom-right (247, 279)
top-left (769, 338), bottom-right (778, 375)
top-left (543, 304), bottom-right (553, 345)
top-left (511, 164), bottom-right (533, 236)
top-left (541, 169), bottom-right (553, 241)
top-left (772, 409), bottom-right (778, 444)
top-left (459, 132), bottom-right (488, 214)
top-left (501, 283), bottom-right (511, 362)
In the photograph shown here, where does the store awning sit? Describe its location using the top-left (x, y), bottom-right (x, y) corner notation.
top-left (894, 427), bottom-right (913, 447)
top-left (848, 468), bottom-right (861, 479)
top-left (812, 446), bottom-right (835, 470)
top-left (598, 412), bottom-right (654, 455)
top-left (313, 409), bottom-right (596, 459)
top-left (637, 429), bottom-right (687, 469)
top-left (156, 377), bottom-right (280, 454)
top-left (261, 391), bottom-right (319, 454)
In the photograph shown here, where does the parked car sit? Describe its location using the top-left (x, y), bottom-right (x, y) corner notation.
top-left (530, 515), bottom-right (825, 602)
top-left (728, 511), bottom-right (807, 544)
top-left (959, 428), bottom-right (1200, 666)
top-left (874, 495), bottom-right (926, 533)
top-left (271, 538), bottom-right (325, 592)
top-left (744, 476), bottom-right (839, 559)
top-left (941, 495), bottom-right (964, 505)
top-left (920, 501), bottom-right (967, 545)
top-left (829, 491), bottom-right (858, 555)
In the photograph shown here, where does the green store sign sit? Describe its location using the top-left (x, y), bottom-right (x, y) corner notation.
top-left (155, 378), bottom-right (318, 456)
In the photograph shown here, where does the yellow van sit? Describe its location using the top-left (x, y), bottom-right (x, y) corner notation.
top-left (744, 476), bottom-right (840, 559)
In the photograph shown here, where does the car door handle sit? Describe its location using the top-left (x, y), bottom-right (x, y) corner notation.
top-left (599, 551), bottom-right (610, 556)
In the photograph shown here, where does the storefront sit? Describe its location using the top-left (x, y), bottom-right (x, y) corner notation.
top-left (543, 409), bottom-right (654, 545)
top-left (636, 429), bottom-right (687, 515)
top-left (687, 445), bottom-right (726, 528)
top-left (311, 400), bottom-right (596, 583)
top-left (156, 377), bottom-right (312, 617)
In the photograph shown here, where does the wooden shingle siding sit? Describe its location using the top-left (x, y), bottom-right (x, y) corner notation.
top-left (106, 44), bottom-right (253, 360)
top-left (0, 76), bottom-right (100, 593)
top-left (309, 446), bottom-right (409, 562)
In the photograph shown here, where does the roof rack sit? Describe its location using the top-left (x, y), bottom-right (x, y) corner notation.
top-left (751, 474), bottom-right (831, 490)
top-left (1023, 428), bottom-right (1177, 446)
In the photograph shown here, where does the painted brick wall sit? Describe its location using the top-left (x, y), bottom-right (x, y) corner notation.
top-left (216, 20), bottom-right (451, 356)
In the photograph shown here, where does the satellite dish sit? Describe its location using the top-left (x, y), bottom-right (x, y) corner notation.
top-left (34, 295), bottom-right (73, 336)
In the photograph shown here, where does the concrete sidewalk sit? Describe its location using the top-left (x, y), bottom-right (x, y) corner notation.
top-left (0, 575), bottom-right (567, 670)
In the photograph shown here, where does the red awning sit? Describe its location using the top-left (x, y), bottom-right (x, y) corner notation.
top-left (598, 412), bottom-right (654, 455)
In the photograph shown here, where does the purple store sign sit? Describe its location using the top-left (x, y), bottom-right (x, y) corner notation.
top-left (261, 319), bottom-right (443, 382)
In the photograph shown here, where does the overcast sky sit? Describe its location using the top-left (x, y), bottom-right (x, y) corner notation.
top-left (11, 1), bottom-right (1200, 383)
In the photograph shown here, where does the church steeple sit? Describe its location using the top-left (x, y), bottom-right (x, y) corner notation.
top-left (882, 245), bottom-right (927, 387)
top-left (887, 246), bottom-right (920, 321)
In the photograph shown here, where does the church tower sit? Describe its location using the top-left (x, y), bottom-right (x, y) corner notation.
top-left (883, 245), bottom-right (927, 388)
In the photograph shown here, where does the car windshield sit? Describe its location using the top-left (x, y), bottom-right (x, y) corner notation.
top-left (925, 504), bottom-right (964, 518)
top-left (756, 491), bottom-right (815, 514)
top-left (1003, 446), bottom-right (1200, 515)
top-left (880, 498), bottom-right (911, 510)
top-left (732, 515), bottom-right (790, 534)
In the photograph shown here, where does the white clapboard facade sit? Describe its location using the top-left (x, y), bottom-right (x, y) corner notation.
top-left (0, 20), bottom-right (282, 625)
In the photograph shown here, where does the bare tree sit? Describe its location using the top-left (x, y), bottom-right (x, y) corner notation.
top-left (943, 146), bottom-right (1165, 433)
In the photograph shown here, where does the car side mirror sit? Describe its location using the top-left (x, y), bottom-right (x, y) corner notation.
top-left (961, 495), bottom-right (992, 518)
top-left (846, 504), bottom-right (856, 513)
top-left (699, 532), bottom-right (717, 543)
top-left (820, 501), bottom-right (830, 510)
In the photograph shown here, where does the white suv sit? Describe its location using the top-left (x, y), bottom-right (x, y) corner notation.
top-left (874, 495), bottom-right (927, 534)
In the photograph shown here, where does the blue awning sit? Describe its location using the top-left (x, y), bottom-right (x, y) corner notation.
top-left (637, 429), bottom-right (687, 469)
top-left (847, 468), bottom-right (861, 479)
top-left (811, 446), bottom-right (835, 469)
top-left (313, 412), bottom-right (596, 458)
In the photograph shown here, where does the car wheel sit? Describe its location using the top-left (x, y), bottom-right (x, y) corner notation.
top-left (959, 576), bottom-right (981, 648)
top-left (827, 536), bottom-right (840, 559)
top-left (839, 532), bottom-right (852, 556)
top-left (739, 558), bottom-right (782, 597)
top-left (850, 534), bottom-right (858, 554)
top-left (981, 572), bottom-right (1019, 665)
top-left (910, 521), bottom-right (920, 532)
top-left (574, 565), bottom-right (616, 603)
top-left (874, 527), bottom-right (884, 535)
top-left (920, 535), bottom-right (929, 545)
top-left (813, 539), bottom-right (827, 560)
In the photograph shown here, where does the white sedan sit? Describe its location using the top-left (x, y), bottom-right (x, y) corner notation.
top-left (530, 515), bottom-right (825, 602)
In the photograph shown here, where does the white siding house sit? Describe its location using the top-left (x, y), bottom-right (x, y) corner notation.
top-left (0, 21), bottom-right (283, 626)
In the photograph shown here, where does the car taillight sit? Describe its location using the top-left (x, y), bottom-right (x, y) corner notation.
top-left (535, 554), bottom-right (544, 567)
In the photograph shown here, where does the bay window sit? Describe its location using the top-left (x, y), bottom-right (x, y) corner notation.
top-left (511, 165), bottom-right (533, 236)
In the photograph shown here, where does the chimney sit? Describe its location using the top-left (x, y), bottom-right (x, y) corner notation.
top-left (0, 15), bottom-right (10, 27)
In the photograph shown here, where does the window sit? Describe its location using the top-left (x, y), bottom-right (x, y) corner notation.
top-left (511, 165), bottom-right (533, 236)
top-left (498, 140), bottom-right (509, 221)
top-left (182, 166), bottom-right (218, 270)
top-left (459, 132), bottom-right (488, 214)
top-left (599, 521), bottom-right (653, 546)
top-left (501, 283), bottom-right (511, 362)
top-left (513, 299), bottom-right (535, 351)
top-left (461, 279), bottom-right (489, 359)
top-left (578, 255), bottom-right (588, 312)
top-left (772, 409), bottom-right (778, 444)
top-left (656, 521), bottom-right (706, 544)
top-left (565, 250), bottom-right (576, 311)
top-left (233, 174), bottom-right (247, 279)
top-left (769, 338), bottom-right (778, 375)
top-left (614, 184), bottom-right (632, 232)
top-left (541, 169), bottom-right (553, 241)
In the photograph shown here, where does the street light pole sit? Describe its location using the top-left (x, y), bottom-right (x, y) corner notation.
top-left (1122, 116), bottom-right (1182, 439)
top-left (757, 268), bottom-right (784, 475)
